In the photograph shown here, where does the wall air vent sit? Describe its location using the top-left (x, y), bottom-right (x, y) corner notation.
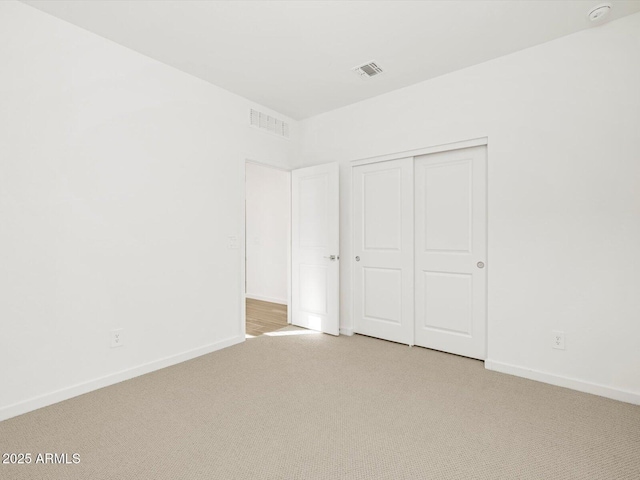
top-left (353, 61), bottom-right (384, 79)
top-left (250, 109), bottom-right (290, 139)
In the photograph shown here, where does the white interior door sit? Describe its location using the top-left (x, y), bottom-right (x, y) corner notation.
top-left (414, 146), bottom-right (487, 359)
top-left (353, 157), bottom-right (414, 345)
top-left (291, 163), bottom-right (339, 335)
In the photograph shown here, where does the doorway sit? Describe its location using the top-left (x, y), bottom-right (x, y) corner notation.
top-left (244, 161), bottom-right (291, 337)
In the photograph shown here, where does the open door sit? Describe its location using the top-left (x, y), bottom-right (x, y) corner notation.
top-left (291, 163), bottom-right (339, 335)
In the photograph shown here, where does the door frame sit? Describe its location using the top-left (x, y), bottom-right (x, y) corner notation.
top-left (350, 137), bottom-right (488, 167)
top-left (349, 136), bottom-right (489, 355)
top-left (239, 156), bottom-right (292, 339)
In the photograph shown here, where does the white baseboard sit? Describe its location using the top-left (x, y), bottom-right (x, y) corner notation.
top-left (340, 327), bottom-right (354, 336)
top-left (0, 335), bottom-right (244, 422)
top-left (485, 359), bottom-right (640, 405)
top-left (245, 293), bottom-right (288, 305)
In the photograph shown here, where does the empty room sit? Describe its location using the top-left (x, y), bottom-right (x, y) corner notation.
top-left (1, 1), bottom-right (639, 479)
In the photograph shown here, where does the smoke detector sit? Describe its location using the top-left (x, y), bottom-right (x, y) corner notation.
top-left (587, 3), bottom-right (612, 22)
top-left (353, 61), bottom-right (383, 79)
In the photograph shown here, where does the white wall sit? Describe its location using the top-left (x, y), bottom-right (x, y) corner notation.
top-left (297, 13), bottom-right (640, 403)
top-left (0, 1), bottom-right (297, 420)
top-left (245, 163), bottom-right (290, 305)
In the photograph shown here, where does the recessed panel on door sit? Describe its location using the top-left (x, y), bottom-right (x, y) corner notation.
top-left (363, 267), bottom-right (402, 324)
top-left (364, 169), bottom-right (402, 251)
top-left (353, 158), bottom-right (413, 345)
top-left (424, 160), bottom-right (471, 253)
top-left (299, 174), bottom-right (328, 248)
top-left (299, 264), bottom-right (328, 315)
top-left (423, 271), bottom-right (472, 335)
top-left (415, 146), bottom-right (487, 359)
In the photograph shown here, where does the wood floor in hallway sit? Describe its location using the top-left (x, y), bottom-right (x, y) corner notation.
top-left (245, 298), bottom-right (288, 337)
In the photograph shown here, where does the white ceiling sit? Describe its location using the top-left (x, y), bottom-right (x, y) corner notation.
top-left (21, 0), bottom-right (640, 120)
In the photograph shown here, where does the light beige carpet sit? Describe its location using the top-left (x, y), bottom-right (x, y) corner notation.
top-left (1, 328), bottom-right (639, 479)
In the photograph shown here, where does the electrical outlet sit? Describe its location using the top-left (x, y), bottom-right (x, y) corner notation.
top-left (111, 329), bottom-right (124, 348)
top-left (552, 331), bottom-right (565, 350)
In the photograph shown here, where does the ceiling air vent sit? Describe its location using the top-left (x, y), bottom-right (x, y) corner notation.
top-left (353, 61), bottom-right (383, 79)
top-left (250, 109), bottom-right (290, 139)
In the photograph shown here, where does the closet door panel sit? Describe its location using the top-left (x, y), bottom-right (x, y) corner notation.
top-left (353, 158), bottom-right (413, 345)
top-left (414, 146), bottom-right (487, 359)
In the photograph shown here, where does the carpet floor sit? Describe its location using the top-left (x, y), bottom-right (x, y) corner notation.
top-left (1, 328), bottom-right (639, 479)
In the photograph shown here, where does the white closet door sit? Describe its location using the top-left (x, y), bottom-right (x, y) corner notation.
top-left (353, 158), bottom-right (414, 345)
top-left (414, 146), bottom-right (487, 359)
top-left (291, 162), bottom-right (340, 335)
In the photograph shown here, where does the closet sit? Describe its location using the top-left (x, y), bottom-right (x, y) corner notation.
top-left (352, 145), bottom-right (487, 360)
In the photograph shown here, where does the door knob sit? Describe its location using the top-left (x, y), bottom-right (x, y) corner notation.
top-left (477, 261), bottom-right (485, 269)
top-left (355, 256), bottom-right (360, 262)
top-left (324, 255), bottom-right (337, 261)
